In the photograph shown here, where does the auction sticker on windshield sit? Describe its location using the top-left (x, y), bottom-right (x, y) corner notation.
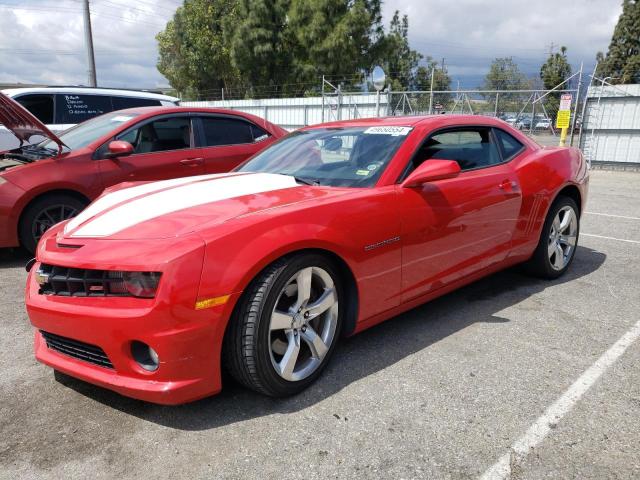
top-left (363, 126), bottom-right (412, 136)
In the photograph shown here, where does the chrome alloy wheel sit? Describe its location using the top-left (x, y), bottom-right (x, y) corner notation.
top-left (548, 205), bottom-right (578, 271)
top-left (268, 266), bottom-right (339, 382)
top-left (32, 204), bottom-right (79, 243)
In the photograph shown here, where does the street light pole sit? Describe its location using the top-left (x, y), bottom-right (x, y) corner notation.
top-left (82, 0), bottom-right (97, 87)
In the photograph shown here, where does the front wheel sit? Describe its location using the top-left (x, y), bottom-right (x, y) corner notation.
top-left (525, 196), bottom-right (580, 279)
top-left (19, 194), bottom-right (87, 254)
top-left (224, 254), bottom-right (343, 397)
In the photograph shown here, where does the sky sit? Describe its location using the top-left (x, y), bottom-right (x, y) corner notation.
top-left (0, 0), bottom-right (624, 90)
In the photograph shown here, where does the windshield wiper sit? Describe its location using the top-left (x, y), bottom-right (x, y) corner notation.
top-left (293, 176), bottom-right (320, 186)
top-left (22, 144), bottom-right (59, 156)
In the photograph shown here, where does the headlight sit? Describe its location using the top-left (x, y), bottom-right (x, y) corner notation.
top-left (107, 271), bottom-right (161, 298)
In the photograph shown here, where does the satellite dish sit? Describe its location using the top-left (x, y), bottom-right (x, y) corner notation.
top-left (372, 66), bottom-right (386, 92)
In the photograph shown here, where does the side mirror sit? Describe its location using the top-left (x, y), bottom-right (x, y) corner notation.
top-left (105, 140), bottom-right (134, 158)
top-left (401, 160), bottom-right (461, 188)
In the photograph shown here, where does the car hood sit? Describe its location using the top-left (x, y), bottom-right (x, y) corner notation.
top-left (62, 172), bottom-right (350, 240)
top-left (0, 92), bottom-right (65, 152)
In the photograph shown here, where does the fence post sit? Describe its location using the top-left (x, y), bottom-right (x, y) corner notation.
top-left (494, 92), bottom-right (499, 117)
top-left (428, 67), bottom-right (435, 114)
top-left (303, 104), bottom-right (308, 126)
top-left (569, 62), bottom-right (583, 146)
top-left (321, 75), bottom-right (325, 123)
top-left (577, 62), bottom-right (597, 151)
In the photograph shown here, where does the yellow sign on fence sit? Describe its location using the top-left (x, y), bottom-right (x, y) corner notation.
top-left (556, 110), bottom-right (570, 129)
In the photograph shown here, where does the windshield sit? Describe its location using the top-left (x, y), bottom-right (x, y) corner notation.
top-left (237, 126), bottom-right (412, 187)
top-left (40, 111), bottom-right (140, 151)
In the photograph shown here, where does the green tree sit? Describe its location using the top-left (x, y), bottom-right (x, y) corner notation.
top-left (596, 0), bottom-right (640, 83)
top-left (377, 11), bottom-right (422, 90)
top-left (539, 46), bottom-right (572, 117)
top-left (482, 57), bottom-right (531, 115)
top-left (156, 0), bottom-right (239, 99)
top-left (288, 0), bottom-right (384, 89)
top-left (226, 0), bottom-right (294, 96)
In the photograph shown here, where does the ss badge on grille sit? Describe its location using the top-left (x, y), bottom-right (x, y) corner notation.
top-left (34, 269), bottom-right (50, 286)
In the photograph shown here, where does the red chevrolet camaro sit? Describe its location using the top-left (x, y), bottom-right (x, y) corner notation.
top-left (25, 115), bottom-right (588, 404)
top-left (0, 93), bottom-right (286, 252)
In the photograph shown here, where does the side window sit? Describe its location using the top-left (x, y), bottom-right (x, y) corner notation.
top-left (494, 128), bottom-right (525, 161)
top-left (250, 124), bottom-right (270, 142)
top-left (55, 94), bottom-right (112, 124)
top-left (199, 117), bottom-right (253, 146)
top-left (412, 127), bottom-right (501, 172)
top-left (117, 117), bottom-right (191, 154)
top-left (112, 96), bottom-right (162, 110)
top-left (14, 94), bottom-right (54, 124)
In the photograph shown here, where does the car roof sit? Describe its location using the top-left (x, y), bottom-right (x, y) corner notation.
top-left (1, 87), bottom-right (179, 102)
top-left (301, 114), bottom-right (512, 130)
top-left (110, 105), bottom-right (279, 120)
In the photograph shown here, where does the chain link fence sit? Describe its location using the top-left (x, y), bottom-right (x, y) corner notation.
top-left (184, 87), bottom-right (582, 147)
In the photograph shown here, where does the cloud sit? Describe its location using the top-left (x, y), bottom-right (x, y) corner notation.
top-left (0, 0), bottom-right (623, 90)
top-left (0, 0), bottom-right (181, 88)
top-left (382, 0), bottom-right (622, 78)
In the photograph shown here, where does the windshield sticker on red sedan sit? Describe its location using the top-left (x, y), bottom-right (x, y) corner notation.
top-left (363, 126), bottom-right (412, 136)
top-left (111, 115), bottom-right (135, 122)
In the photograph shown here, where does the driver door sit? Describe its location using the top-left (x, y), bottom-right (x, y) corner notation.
top-left (96, 115), bottom-right (204, 187)
top-left (397, 127), bottom-right (522, 302)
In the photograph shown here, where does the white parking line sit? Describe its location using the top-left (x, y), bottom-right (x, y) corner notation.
top-left (586, 211), bottom-right (640, 221)
top-left (581, 233), bottom-right (640, 245)
top-left (480, 318), bottom-right (640, 480)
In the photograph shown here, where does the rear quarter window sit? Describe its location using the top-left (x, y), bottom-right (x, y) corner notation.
top-left (55, 94), bottom-right (112, 124)
top-left (494, 128), bottom-right (525, 160)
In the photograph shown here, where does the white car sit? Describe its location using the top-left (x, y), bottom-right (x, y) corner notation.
top-left (535, 118), bottom-right (551, 129)
top-left (0, 87), bottom-right (179, 150)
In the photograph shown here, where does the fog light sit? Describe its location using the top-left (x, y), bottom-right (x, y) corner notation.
top-left (131, 341), bottom-right (159, 371)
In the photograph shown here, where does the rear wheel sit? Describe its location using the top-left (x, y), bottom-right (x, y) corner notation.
top-left (19, 193), bottom-right (87, 253)
top-left (525, 196), bottom-right (579, 279)
top-left (224, 254), bottom-right (343, 397)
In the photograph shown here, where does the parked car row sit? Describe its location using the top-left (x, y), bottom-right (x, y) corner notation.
top-left (500, 114), bottom-right (553, 130)
top-left (0, 91), bottom-right (286, 252)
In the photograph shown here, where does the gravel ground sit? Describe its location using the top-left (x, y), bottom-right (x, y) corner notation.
top-left (1, 170), bottom-right (639, 480)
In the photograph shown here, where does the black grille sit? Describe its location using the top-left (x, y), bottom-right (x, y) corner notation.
top-left (37, 264), bottom-right (128, 297)
top-left (40, 330), bottom-right (113, 369)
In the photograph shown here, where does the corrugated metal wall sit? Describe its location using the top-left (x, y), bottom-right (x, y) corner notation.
top-left (580, 84), bottom-right (640, 164)
top-left (182, 94), bottom-right (388, 131)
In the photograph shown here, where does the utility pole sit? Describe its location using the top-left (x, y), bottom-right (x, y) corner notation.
top-left (545, 42), bottom-right (556, 56)
top-left (82, 0), bottom-right (97, 87)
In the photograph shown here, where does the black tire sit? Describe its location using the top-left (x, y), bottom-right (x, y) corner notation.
top-left (223, 253), bottom-right (344, 397)
top-left (19, 193), bottom-right (87, 254)
top-left (524, 196), bottom-right (580, 279)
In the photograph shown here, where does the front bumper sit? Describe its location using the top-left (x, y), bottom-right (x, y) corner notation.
top-left (26, 230), bottom-right (239, 405)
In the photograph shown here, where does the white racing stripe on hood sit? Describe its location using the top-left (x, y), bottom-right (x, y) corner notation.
top-left (67, 173), bottom-right (299, 238)
top-left (65, 173), bottom-right (233, 234)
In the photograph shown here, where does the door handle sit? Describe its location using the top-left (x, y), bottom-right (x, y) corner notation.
top-left (499, 180), bottom-right (518, 190)
top-left (180, 157), bottom-right (204, 166)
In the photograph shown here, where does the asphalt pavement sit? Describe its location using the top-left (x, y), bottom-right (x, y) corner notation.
top-left (1, 170), bottom-right (638, 479)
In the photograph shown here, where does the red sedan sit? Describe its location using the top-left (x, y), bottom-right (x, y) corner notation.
top-left (26, 115), bottom-right (588, 404)
top-left (0, 93), bottom-right (286, 252)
